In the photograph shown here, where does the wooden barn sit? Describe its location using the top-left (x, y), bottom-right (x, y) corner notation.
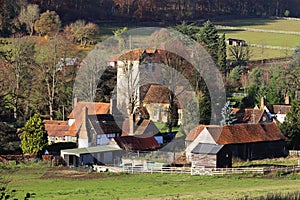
top-left (186, 123), bottom-right (287, 168)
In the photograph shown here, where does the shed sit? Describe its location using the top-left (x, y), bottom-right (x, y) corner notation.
top-left (191, 143), bottom-right (232, 168)
top-left (61, 145), bottom-right (123, 166)
top-left (227, 38), bottom-right (246, 46)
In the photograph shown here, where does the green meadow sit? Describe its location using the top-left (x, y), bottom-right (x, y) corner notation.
top-left (216, 18), bottom-right (300, 60)
top-left (1, 166), bottom-right (299, 200)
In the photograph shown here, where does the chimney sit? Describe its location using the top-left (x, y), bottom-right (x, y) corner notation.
top-left (110, 95), bottom-right (117, 115)
top-left (285, 93), bottom-right (290, 105)
top-left (73, 97), bottom-right (78, 108)
top-left (260, 96), bottom-right (265, 110)
top-left (79, 106), bottom-right (88, 139)
top-left (78, 106), bottom-right (89, 148)
top-left (129, 113), bottom-right (135, 136)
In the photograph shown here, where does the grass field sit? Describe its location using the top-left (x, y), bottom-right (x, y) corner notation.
top-left (97, 18), bottom-right (300, 61)
top-left (215, 18), bottom-right (300, 60)
top-left (1, 158), bottom-right (300, 200)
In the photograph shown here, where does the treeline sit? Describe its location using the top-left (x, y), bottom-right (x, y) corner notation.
top-left (31, 0), bottom-right (300, 22)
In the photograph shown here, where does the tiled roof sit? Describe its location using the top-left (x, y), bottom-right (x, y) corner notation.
top-left (114, 135), bottom-right (159, 151)
top-left (185, 125), bottom-right (206, 141)
top-left (143, 85), bottom-right (184, 108)
top-left (68, 102), bottom-right (110, 119)
top-left (89, 115), bottom-right (122, 134)
top-left (44, 120), bottom-right (74, 137)
top-left (112, 49), bottom-right (163, 62)
top-left (186, 123), bottom-right (286, 145)
top-left (266, 105), bottom-right (291, 114)
top-left (122, 118), bottom-right (160, 136)
top-left (232, 108), bottom-right (266, 123)
top-left (67, 114), bottom-right (122, 136)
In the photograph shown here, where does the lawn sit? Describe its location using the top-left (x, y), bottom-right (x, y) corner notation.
top-left (1, 165), bottom-right (300, 200)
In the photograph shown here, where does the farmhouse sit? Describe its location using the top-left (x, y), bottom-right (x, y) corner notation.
top-left (186, 123), bottom-right (286, 168)
top-left (44, 120), bottom-right (76, 144)
top-left (260, 96), bottom-right (291, 123)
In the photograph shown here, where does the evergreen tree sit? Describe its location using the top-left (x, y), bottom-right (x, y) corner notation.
top-left (20, 114), bottom-right (48, 154)
top-left (220, 101), bottom-right (237, 125)
top-left (279, 100), bottom-right (300, 150)
top-left (198, 93), bottom-right (211, 125)
top-left (217, 33), bottom-right (227, 76)
top-left (197, 20), bottom-right (219, 61)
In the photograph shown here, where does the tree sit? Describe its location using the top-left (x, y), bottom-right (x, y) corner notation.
top-left (197, 20), bottom-right (219, 61)
top-left (65, 20), bottom-right (99, 47)
top-left (229, 45), bottom-right (250, 68)
top-left (34, 10), bottom-right (61, 36)
top-left (0, 38), bottom-right (35, 121)
top-left (20, 114), bottom-right (48, 154)
top-left (220, 101), bottom-right (237, 125)
top-left (0, 0), bottom-right (27, 37)
top-left (217, 33), bottom-right (227, 76)
top-left (227, 66), bottom-right (242, 92)
top-left (279, 100), bottom-right (300, 149)
top-left (35, 35), bottom-right (75, 120)
top-left (198, 92), bottom-right (211, 125)
top-left (18, 4), bottom-right (40, 36)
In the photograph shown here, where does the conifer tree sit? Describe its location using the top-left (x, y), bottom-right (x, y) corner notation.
top-left (220, 101), bottom-right (237, 125)
top-left (20, 114), bottom-right (48, 154)
top-left (279, 100), bottom-right (300, 149)
top-left (197, 20), bottom-right (219, 61)
top-left (217, 33), bottom-right (227, 76)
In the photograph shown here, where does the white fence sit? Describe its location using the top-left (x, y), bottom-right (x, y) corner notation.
top-left (120, 166), bottom-right (269, 176)
top-left (216, 25), bottom-right (300, 35)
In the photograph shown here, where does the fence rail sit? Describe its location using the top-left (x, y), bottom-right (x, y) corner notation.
top-left (119, 166), bottom-right (300, 176)
top-left (120, 166), bottom-right (271, 175)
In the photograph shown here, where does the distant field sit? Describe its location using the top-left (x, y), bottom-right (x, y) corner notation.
top-left (2, 164), bottom-right (300, 200)
top-left (215, 18), bottom-right (300, 60)
top-left (216, 18), bottom-right (300, 32)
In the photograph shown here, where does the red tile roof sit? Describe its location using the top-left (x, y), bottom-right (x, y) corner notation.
top-left (114, 135), bottom-right (159, 151)
top-left (122, 118), bottom-right (160, 136)
top-left (143, 85), bottom-right (184, 109)
top-left (185, 125), bottom-right (206, 141)
top-left (112, 49), bottom-right (163, 62)
top-left (68, 102), bottom-right (110, 119)
top-left (186, 123), bottom-right (286, 145)
top-left (266, 105), bottom-right (291, 114)
top-left (232, 108), bottom-right (266, 123)
top-left (44, 120), bottom-right (75, 137)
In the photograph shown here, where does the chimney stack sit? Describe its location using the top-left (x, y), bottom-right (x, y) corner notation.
top-left (73, 97), bottom-right (78, 108)
top-left (285, 93), bottom-right (290, 105)
top-left (79, 106), bottom-right (88, 139)
top-left (78, 106), bottom-right (89, 148)
top-left (260, 96), bottom-right (265, 110)
top-left (110, 94), bottom-right (117, 115)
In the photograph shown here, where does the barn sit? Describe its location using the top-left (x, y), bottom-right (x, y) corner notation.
top-left (186, 123), bottom-right (287, 168)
